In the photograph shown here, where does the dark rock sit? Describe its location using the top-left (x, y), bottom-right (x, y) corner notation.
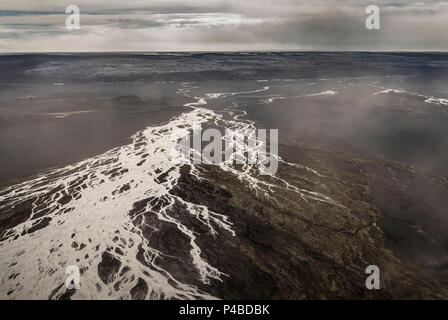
top-left (98, 251), bottom-right (122, 284)
top-left (130, 278), bottom-right (148, 300)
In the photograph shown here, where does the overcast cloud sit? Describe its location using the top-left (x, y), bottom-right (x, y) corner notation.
top-left (0, 0), bottom-right (447, 52)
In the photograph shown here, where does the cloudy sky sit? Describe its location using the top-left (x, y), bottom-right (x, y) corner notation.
top-left (0, 0), bottom-right (447, 52)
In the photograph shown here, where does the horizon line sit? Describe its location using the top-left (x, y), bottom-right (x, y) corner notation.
top-left (1, 49), bottom-right (448, 55)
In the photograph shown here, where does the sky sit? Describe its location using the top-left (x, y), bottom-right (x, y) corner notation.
top-left (0, 0), bottom-right (447, 52)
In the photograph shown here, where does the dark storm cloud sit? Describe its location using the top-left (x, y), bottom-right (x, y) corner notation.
top-left (0, 1), bottom-right (447, 51)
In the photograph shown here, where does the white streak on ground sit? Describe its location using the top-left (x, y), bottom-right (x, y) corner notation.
top-left (0, 83), bottom-right (340, 300)
top-left (375, 87), bottom-right (448, 106)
